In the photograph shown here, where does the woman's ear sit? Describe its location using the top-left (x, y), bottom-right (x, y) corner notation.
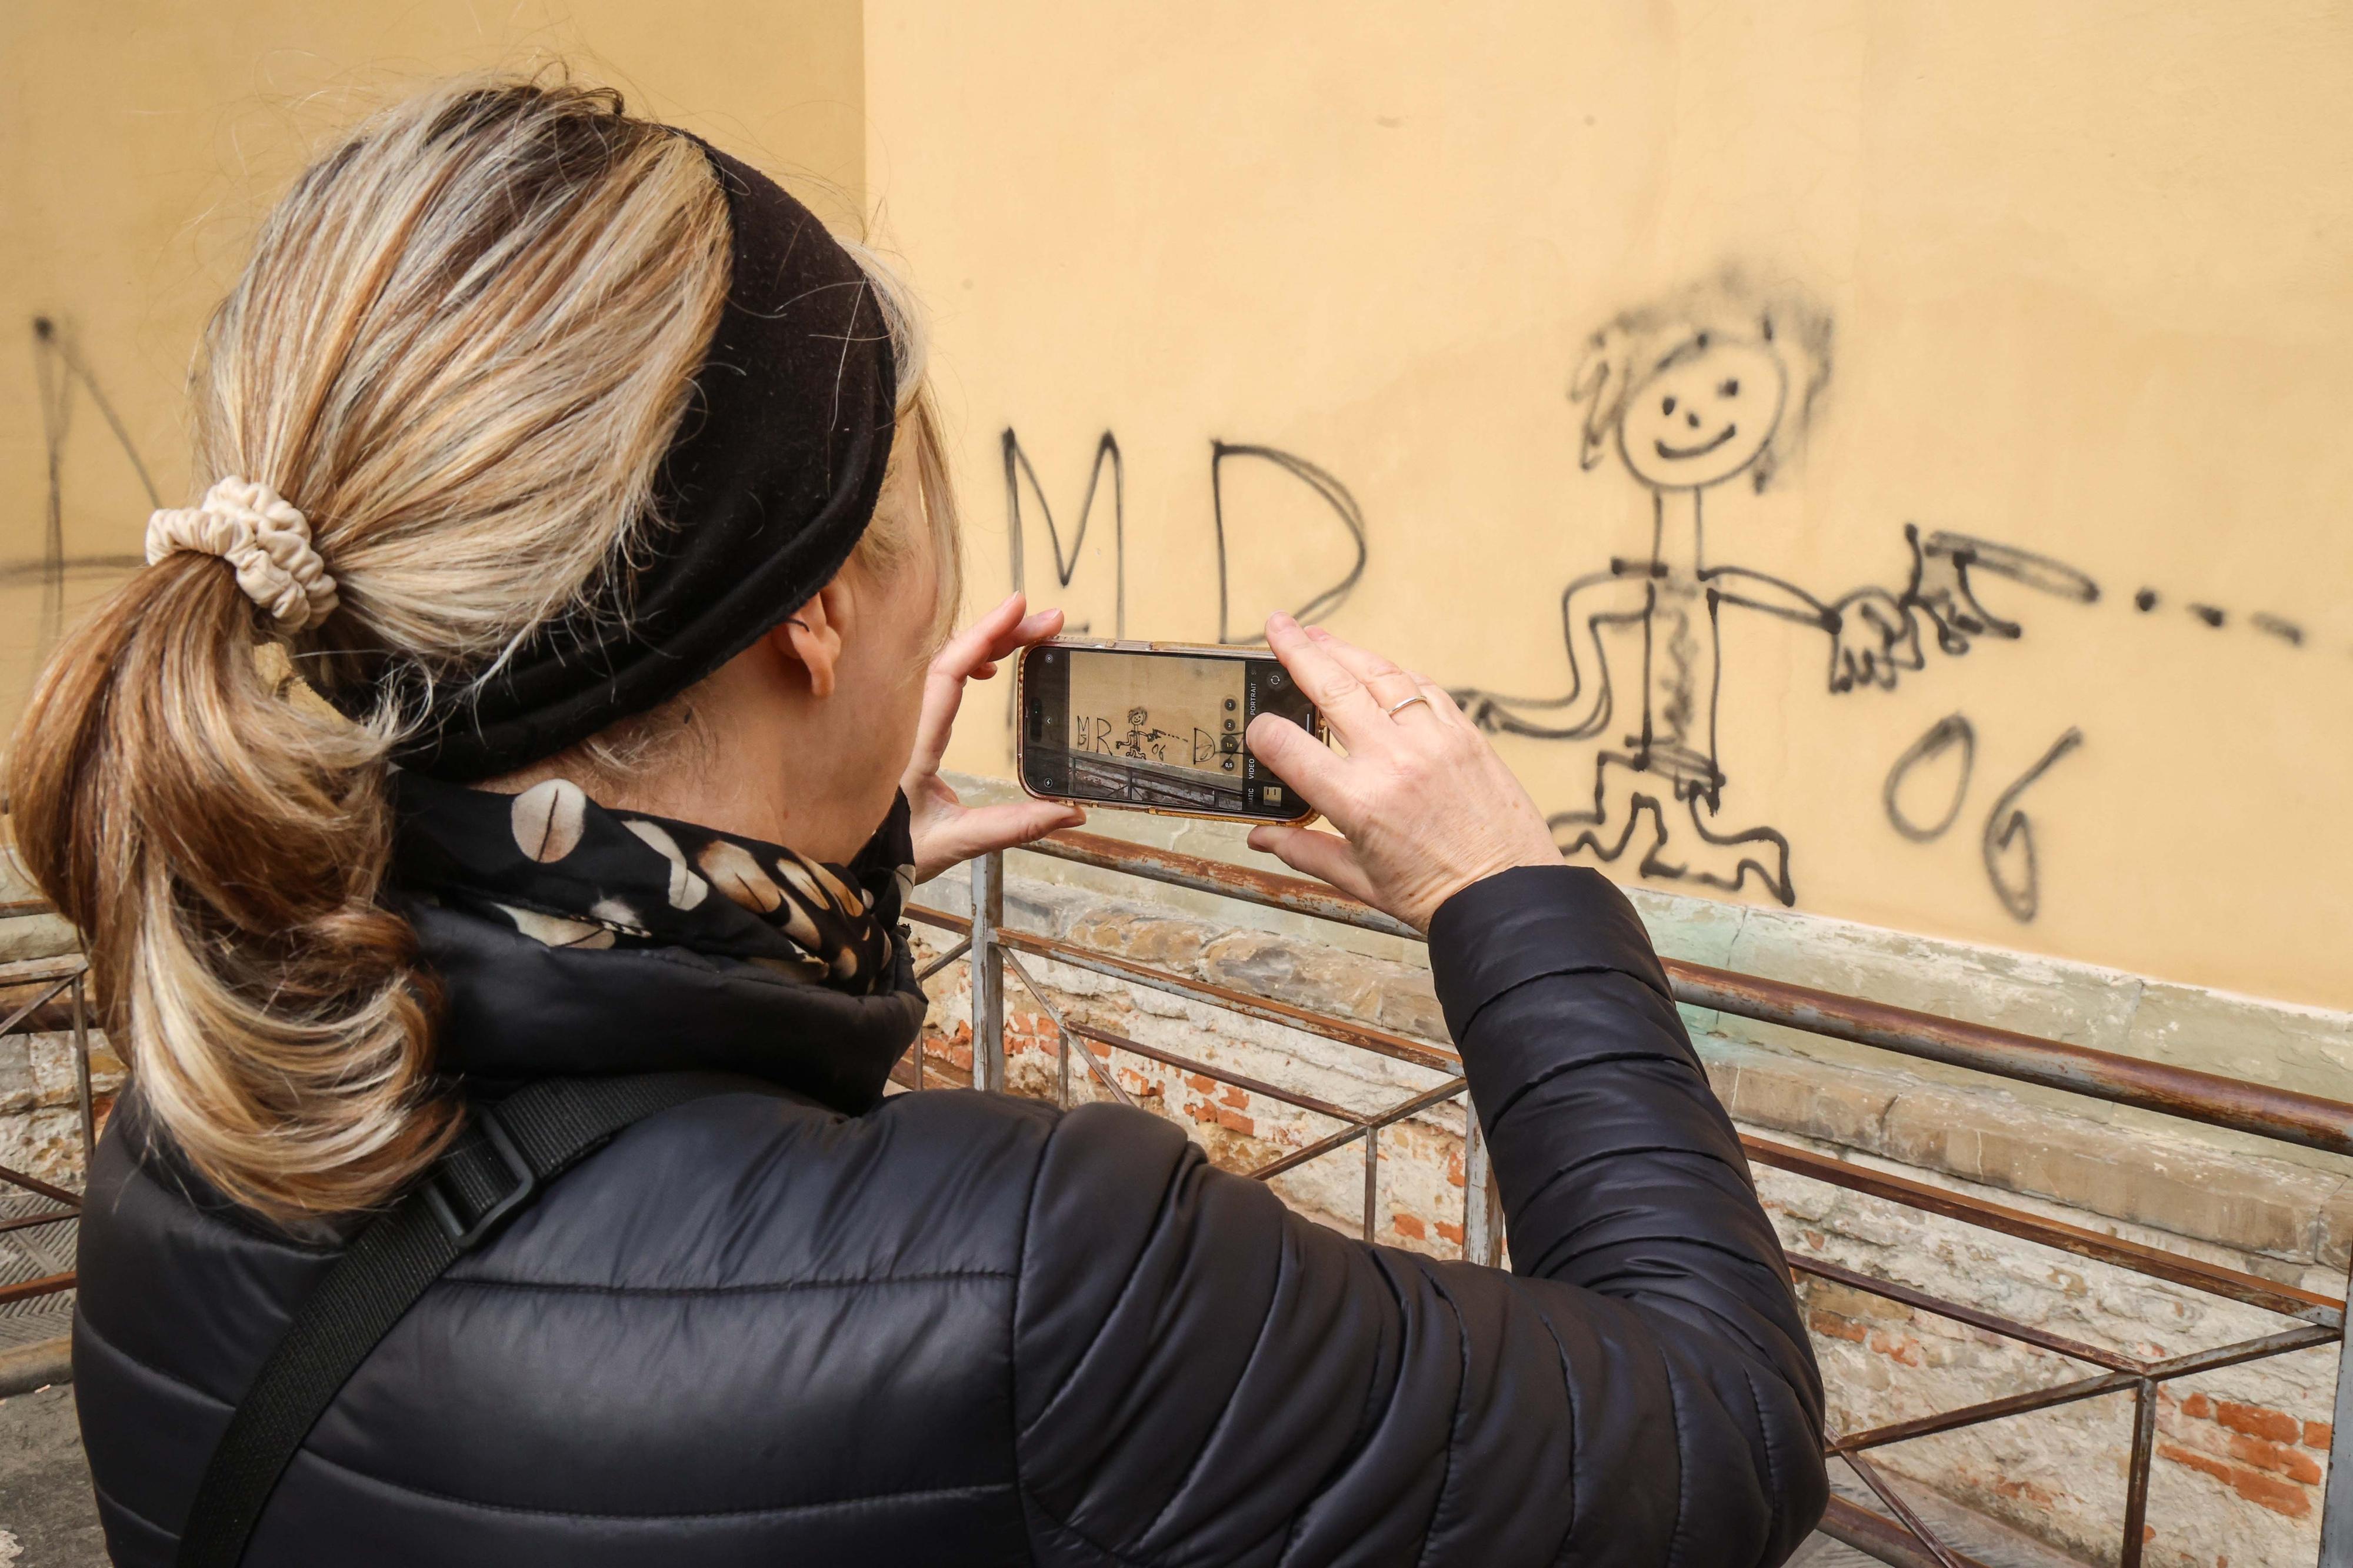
top-left (778, 583), bottom-right (850, 699)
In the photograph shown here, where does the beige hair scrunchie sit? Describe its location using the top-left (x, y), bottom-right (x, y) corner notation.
top-left (144, 477), bottom-right (340, 634)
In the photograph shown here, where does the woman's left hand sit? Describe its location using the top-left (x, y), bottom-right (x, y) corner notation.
top-left (903, 592), bottom-right (1086, 885)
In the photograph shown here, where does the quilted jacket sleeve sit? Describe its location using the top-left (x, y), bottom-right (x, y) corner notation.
top-left (1010, 865), bottom-right (1825, 1567)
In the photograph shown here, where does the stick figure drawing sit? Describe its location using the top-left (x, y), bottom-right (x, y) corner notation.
top-left (1453, 274), bottom-right (1914, 906)
top-left (1114, 706), bottom-right (1175, 760)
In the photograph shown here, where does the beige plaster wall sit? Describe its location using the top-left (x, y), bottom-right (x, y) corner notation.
top-left (865, 1), bottom-right (2353, 1015)
top-left (0, 0), bottom-right (865, 727)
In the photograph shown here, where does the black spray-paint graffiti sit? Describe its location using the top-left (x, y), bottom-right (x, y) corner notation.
top-left (1448, 272), bottom-right (2102, 911)
top-left (1979, 728), bottom-right (2085, 923)
top-left (18, 316), bottom-right (157, 654)
top-left (1882, 714), bottom-right (1975, 843)
top-left (1002, 278), bottom-right (2332, 925)
top-left (2131, 586), bottom-right (2320, 653)
top-left (1211, 443), bottom-right (1367, 645)
top-left (1882, 714), bottom-right (2086, 920)
top-left (1004, 430), bottom-right (1124, 637)
top-left (1002, 429), bottom-right (1367, 644)
top-left (1899, 528), bottom-right (2099, 657)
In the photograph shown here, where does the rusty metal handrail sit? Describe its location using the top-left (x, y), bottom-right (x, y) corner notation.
top-left (1022, 829), bottom-right (2353, 1156)
top-left (1747, 1135), bottom-right (2342, 1325)
top-left (898, 830), bottom-right (2353, 1568)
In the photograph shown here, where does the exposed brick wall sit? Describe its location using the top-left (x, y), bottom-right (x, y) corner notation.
top-left (2160, 1391), bottom-right (2329, 1521)
top-left (1785, 1192), bottom-right (2333, 1564)
top-left (909, 931), bottom-right (1475, 1252)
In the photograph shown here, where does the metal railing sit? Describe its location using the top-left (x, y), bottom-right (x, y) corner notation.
top-left (905, 831), bottom-right (2353, 1568)
top-left (0, 950), bottom-right (96, 1315)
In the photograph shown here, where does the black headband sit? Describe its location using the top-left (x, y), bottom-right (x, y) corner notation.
top-left (361, 139), bottom-right (898, 782)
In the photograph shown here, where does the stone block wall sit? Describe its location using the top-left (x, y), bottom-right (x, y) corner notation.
top-left (904, 778), bottom-right (2353, 1567)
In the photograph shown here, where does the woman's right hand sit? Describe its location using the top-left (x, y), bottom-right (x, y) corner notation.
top-left (1243, 614), bottom-right (1564, 932)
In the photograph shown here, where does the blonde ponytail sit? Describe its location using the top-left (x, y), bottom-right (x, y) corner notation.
top-left (2, 76), bottom-right (744, 1224)
top-left (9, 556), bottom-right (446, 1217)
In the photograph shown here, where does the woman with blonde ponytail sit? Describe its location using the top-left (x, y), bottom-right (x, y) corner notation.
top-left (11, 81), bottom-right (744, 1227)
top-left (15, 72), bottom-right (1822, 1568)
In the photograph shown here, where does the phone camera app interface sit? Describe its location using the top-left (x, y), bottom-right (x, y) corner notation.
top-left (1059, 652), bottom-right (1248, 813)
top-left (1029, 650), bottom-right (1306, 818)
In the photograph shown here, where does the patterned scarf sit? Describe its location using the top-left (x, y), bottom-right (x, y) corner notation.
top-left (389, 773), bottom-right (915, 995)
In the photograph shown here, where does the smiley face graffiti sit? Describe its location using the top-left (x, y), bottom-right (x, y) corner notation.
top-left (1618, 335), bottom-right (1789, 492)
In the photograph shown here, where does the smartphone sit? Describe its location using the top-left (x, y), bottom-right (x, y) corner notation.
top-left (1015, 639), bottom-right (1326, 825)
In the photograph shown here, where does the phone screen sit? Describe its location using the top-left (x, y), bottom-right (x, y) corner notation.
top-left (1019, 645), bottom-right (1319, 822)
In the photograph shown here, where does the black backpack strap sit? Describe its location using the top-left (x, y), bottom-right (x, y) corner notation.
top-left (175, 1072), bottom-right (751, 1568)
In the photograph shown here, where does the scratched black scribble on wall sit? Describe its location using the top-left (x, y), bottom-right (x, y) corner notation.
top-left (16, 316), bottom-right (156, 656)
top-left (1449, 271), bottom-right (2102, 912)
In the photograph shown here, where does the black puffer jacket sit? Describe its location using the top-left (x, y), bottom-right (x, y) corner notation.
top-left (75, 864), bottom-right (1825, 1565)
